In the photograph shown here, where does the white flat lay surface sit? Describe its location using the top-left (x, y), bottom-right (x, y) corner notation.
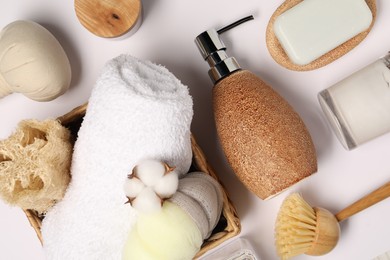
top-left (0, 0), bottom-right (389, 259)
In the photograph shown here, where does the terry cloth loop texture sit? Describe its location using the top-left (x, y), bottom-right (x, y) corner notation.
top-left (41, 54), bottom-right (193, 260)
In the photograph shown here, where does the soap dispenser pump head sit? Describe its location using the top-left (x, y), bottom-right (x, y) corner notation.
top-left (195, 15), bottom-right (254, 83)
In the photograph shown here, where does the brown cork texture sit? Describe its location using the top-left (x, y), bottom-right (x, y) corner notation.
top-left (266, 0), bottom-right (377, 71)
top-left (213, 70), bottom-right (317, 199)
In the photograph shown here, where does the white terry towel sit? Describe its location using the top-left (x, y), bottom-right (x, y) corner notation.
top-left (41, 54), bottom-right (193, 260)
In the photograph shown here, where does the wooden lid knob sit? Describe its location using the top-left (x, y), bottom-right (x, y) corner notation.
top-left (74, 0), bottom-right (142, 38)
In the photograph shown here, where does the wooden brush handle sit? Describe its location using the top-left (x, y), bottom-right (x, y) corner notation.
top-left (335, 181), bottom-right (390, 222)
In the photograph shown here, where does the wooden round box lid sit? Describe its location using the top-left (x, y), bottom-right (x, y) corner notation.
top-left (75, 0), bottom-right (142, 38)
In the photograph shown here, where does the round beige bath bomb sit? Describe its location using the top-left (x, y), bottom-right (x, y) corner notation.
top-left (0, 20), bottom-right (71, 101)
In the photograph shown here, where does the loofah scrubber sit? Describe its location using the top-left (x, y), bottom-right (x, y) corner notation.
top-left (0, 119), bottom-right (72, 213)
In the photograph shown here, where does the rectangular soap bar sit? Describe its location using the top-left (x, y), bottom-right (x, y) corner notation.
top-left (273, 0), bottom-right (373, 66)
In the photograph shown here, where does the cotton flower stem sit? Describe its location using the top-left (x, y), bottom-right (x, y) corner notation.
top-left (163, 163), bottom-right (176, 175)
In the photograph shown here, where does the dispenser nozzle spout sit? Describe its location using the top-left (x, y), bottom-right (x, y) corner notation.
top-left (216, 15), bottom-right (254, 35)
top-left (195, 15), bottom-right (254, 83)
top-left (195, 15), bottom-right (254, 60)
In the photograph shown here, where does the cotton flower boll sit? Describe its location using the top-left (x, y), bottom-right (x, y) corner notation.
top-left (123, 177), bottom-right (145, 198)
top-left (131, 187), bottom-right (162, 213)
top-left (153, 171), bottom-right (179, 198)
top-left (127, 160), bottom-right (178, 213)
top-left (134, 159), bottom-right (166, 186)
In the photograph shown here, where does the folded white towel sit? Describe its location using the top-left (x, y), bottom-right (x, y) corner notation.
top-left (41, 54), bottom-right (193, 260)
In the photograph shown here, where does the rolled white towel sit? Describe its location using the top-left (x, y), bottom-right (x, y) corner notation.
top-left (41, 54), bottom-right (193, 260)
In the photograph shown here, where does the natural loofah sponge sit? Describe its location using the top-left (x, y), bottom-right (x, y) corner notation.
top-left (0, 119), bottom-right (72, 213)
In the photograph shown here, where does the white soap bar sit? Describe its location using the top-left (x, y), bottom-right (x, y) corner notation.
top-left (273, 0), bottom-right (373, 65)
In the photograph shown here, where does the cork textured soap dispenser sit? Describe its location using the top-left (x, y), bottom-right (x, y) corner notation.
top-left (195, 16), bottom-right (317, 200)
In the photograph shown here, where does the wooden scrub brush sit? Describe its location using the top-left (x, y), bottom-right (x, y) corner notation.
top-left (275, 181), bottom-right (390, 259)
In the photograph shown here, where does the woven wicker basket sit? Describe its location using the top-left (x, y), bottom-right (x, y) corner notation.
top-left (23, 103), bottom-right (241, 258)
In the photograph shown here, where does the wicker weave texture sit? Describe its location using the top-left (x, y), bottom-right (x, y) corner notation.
top-left (24, 103), bottom-right (241, 258)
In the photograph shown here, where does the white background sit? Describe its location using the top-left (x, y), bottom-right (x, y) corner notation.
top-left (0, 0), bottom-right (389, 259)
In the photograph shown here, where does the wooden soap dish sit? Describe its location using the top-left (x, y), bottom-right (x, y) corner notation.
top-left (266, 0), bottom-right (377, 71)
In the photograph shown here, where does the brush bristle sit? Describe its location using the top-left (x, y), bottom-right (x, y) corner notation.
top-left (275, 193), bottom-right (317, 260)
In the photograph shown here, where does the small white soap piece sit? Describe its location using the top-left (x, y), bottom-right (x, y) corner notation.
top-left (273, 0), bottom-right (373, 65)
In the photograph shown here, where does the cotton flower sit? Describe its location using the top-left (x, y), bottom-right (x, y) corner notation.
top-left (154, 172), bottom-right (179, 198)
top-left (131, 187), bottom-right (162, 214)
top-left (123, 176), bottom-right (145, 198)
top-left (133, 159), bottom-right (166, 186)
top-left (124, 159), bottom-right (179, 213)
